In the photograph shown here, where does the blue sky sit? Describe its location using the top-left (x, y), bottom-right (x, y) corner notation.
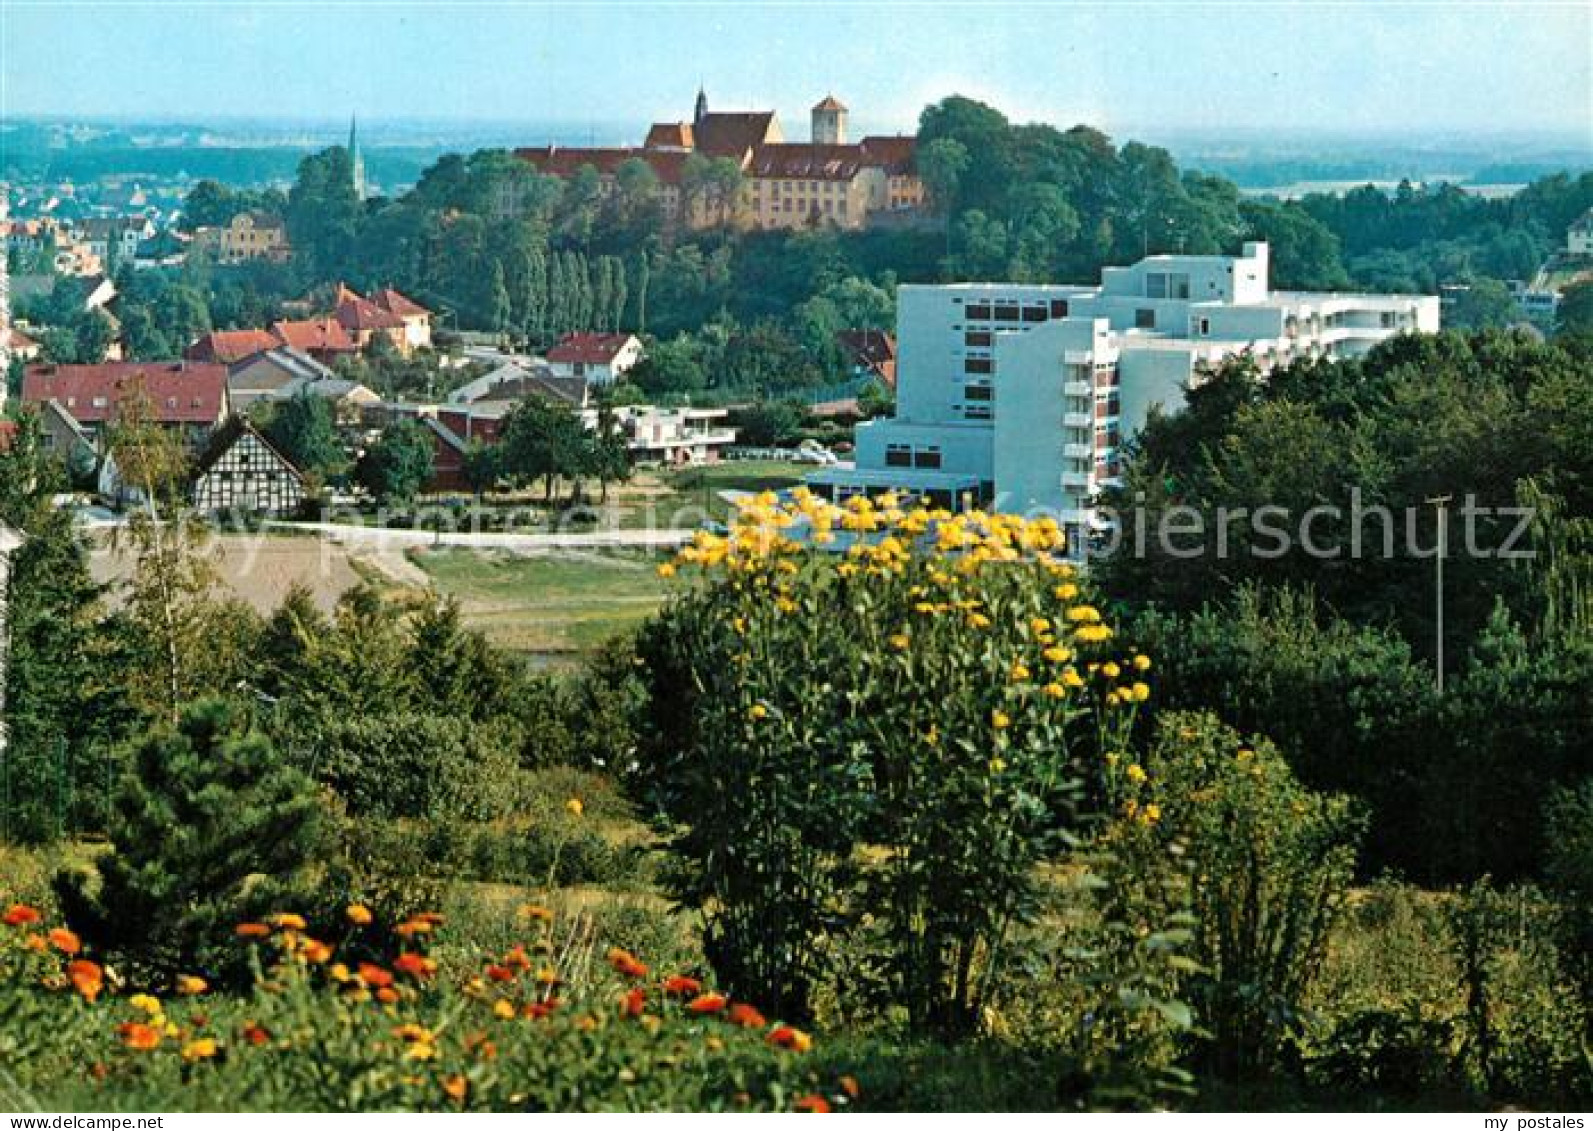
top-left (4, 1), bottom-right (1589, 138)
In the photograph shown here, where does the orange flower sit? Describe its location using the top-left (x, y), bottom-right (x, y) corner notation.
top-left (839, 1075), bottom-right (861, 1099)
top-left (23, 933), bottom-right (46, 953)
top-left (375, 986), bottom-right (400, 1004)
top-left (117, 1022), bottom-right (161, 1050)
top-left (662, 974), bottom-right (702, 997)
top-left (181, 1037), bottom-right (218, 1062)
top-left (727, 1002), bottom-right (767, 1028)
top-left (345, 903), bottom-right (373, 926)
top-left (394, 918), bottom-right (433, 939)
top-left (358, 962), bottom-right (395, 988)
top-left (413, 911), bottom-right (445, 927)
top-left (300, 938), bottom-right (333, 964)
top-left (47, 927), bottom-right (81, 955)
top-left (442, 1074), bottom-right (468, 1103)
top-left (794, 1094), bottom-right (832, 1113)
top-left (619, 987), bottom-right (646, 1019)
top-left (687, 992), bottom-right (729, 1015)
top-left (241, 1022), bottom-right (271, 1047)
top-left (768, 1025), bottom-right (813, 1052)
top-left (393, 952), bottom-right (437, 980)
top-left (269, 912), bottom-right (307, 932)
top-left (1, 904), bottom-right (41, 927)
top-left (524, 999), bottom-right (560, 1020)
top-left (503, 945), bottom-right (532, 972)
top-left (606, 947), bottom-right (649, 979)
top-left (235, 922), bottom-right (270, 939)
top-left (518, 904), bottom-right (554, 924)
top-left (175, 975), bottom-right (208, 996)
top-left (66, 959), bottom-right (103, 1002)
top-left (484, 963), bottom-right (515, 983)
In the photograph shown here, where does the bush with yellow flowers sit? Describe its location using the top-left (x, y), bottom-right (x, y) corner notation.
top-left (0, 902), bottom-right (858, 1112)
top-left (636, 490), bottom-right (1158, 1035)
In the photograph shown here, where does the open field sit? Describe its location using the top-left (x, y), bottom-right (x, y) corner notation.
top-left (604, 460), bottom-right (812, 528)
top-left (410, 546), bottom-right (675, 661)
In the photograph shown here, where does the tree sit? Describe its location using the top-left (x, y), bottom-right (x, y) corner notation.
top-left (461, 440), bottom-right (500, 501)
top-left (355, 419), bottom-right (435, 506)
top-left (261, 391), bottom-right (344, 481)
top-left (918, 137), bottom-right (971, 215)
top-left (1557, 280), bottom-right (1593, 336)
top-left (628, 335), bottom-right (707, 395)
top-left (55, 698), bottom-right (325, 984)
top-left (498, 396), bottom-right (592, 502)
top-left (1449, 278), bottom-right (1520, 329)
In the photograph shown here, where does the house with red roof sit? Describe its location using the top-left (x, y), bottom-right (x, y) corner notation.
top-left (270, 317), bottom-right (359, 362)
top-left (333, 284), bottom-right (433, 355)
top-left (544, 332), bottom-right (644, 386)
top-left (185, 328), bottom-right (281, 365)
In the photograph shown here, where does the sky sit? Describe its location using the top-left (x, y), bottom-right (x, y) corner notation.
top-left (3, 0), bottom-right (1590, 140)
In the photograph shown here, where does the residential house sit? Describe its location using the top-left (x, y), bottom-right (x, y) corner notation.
top-left (191, 417), bottom-right (307, 517)
top-left (545, 332), bottom-right (643, 385)
top-left (616, 405), bottom-right (736, 465)
top-left (193, 211), bottom-right (291, 264)
top-left (270, 317), bottom-right (359, 363)
top-left (331, 284), bottom-right (433, 356)
top-left (1569, 208), bottom-right (1593, 256)
top-left (186, 328), bottom-right (282, 365)
top-left (835, 329), bottom-right (897, 388)
top-left (227, 347), bottom-right (338, 407)
top-left (21, 360), bottom-right (230, 467)
top-left (133, 229), bottom-right (190, 270)
top-left (270, 376), bottom-right (380, 425)
top-left (76, 217), bottom-right (156, 266)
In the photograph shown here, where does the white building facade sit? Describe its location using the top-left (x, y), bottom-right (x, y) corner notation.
top-left (810, 242), bottom-right (1439, 553)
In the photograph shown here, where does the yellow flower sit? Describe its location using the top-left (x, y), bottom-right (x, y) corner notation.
top-left (1065, 605), bottom-right (1101, 624)
top-left (1009, 662), bottom-right (1031, 682)
top-left (991, 710), bottom-right (1011, 731)
top-left (1125, 764), bottom-right (1147, 784)
top-left (346, 903), bottom-right (373, 926)
top-left (175, 975), bottom-right (208, 996)
top-left (989, 757), bottom-right (1007, 774)
top-left (1133, 654), bottom-right (1152, 672)
top-left (129, 993), bottom-right (163, 1017)
top-left (1042, 682), bottom-right (1066, 699)
top-left (181, 1038), bottom-right (218, 1062)
top-left (888, 633), bottom-right (911, 651)
top-left (1053, 583), bottom-right (1079, 601)
top-left (1043, 645), bottom-right (1072, 664)
top-left (749, 703), bottom-right (768, 721)
top-left (1063, 668), bottom-right (1085, 689)
top-left (1074, 624), bottom-right (1113, 644)
top-left (1130, 682), bottom-right (1151, 702)
top-left (1029, 616), bottom-right (1052, 634)
top-left (967, 612), bottom-right (991, 630)
top-left (270, 912), bottom-right (308, 932)
top-left (565, 797), bottom-right (584, 818)
top-left (1141, 803), bottom-right (1162, 825)
top-left (493, 999), bottom-right (516, 1020)
top-left (1101, 661), bottom-right (1121, 679)
top-left (656, 562), bottom-right (677, 579)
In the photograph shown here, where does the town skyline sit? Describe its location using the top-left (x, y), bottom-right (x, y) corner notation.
top-left (5, 1), bottom-right (1589, 137)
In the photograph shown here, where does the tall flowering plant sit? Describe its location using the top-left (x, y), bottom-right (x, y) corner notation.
top-left (638, 490), bottom-right (1154, 1034)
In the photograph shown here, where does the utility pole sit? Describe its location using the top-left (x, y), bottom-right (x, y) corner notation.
top-left (1427, 494), bottom-right (1452, 694)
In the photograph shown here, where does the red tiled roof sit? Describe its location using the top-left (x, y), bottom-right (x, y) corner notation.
top-left (515, 147), bottom-right (690, 187)
top-left (693, 111), bottom-right (779, 160)
top-left (22, 362), bottom-right (227, 425)
top-left (271, 317), bottom-right (357, 353)
top-left (335, 294), bottom-right (406, 332)
top-left (644, 122), bottom-right (694, 150)
top-left (813, 95), bottom-right (848, 112)
top-left (185, 329), bottom-right (280, 364)
top-left (370, 287), bottom-right (430, 319)
top-left (836, 329), bottom-right (898, 388)
top-left (546, 332), bottom-right (638, 365)
top-left (7, 327), bottom-right (38, 351)
top-left (859, 135), bottom-right (917, 175)
top-left (748, 143), bottom-right (866, 182)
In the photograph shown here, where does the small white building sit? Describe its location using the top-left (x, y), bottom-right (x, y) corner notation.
top-left (811, 242), bottom-right (1440, 553)
top-left (545, 333), bottom-right (644, 386)
top-left (1568, 209), bottom-right (1593, 256)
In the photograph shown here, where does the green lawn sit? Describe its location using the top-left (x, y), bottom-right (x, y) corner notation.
top-left (660, 460), bottom-right (813, 522)
top-left (412, 547), bottom-right (676, 662)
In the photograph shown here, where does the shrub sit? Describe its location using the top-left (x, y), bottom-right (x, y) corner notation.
top-left (638, 493), bottom-right (1147, 1033)
top-left (54, 699), bottom-right (325, 985)
top-left (1137, 712), bottom-right (1365, 1080)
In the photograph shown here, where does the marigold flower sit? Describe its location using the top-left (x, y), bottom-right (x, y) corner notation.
top-left (504, 944), bottom-right (533, 970)
top-left (241, 1022), bottom-right (270, 1047)
top-left (1, 904), bottom-right (40, 928)
top-left (1101, 661), bottom-right (1121, 679)
top-left (66, 959), bottom-right (103, 1002)
top-left (888, 633), bottom-right (911, 651)
top-left (235, 922), bottom-right (270, 939)
top-left (1042, 682), bottom-right (1066, 699)
top-left (656, 562), bottom-right (677, 579)
top-left (1126, 763), bottom-right (1147, 784)
top-left (620, 987), bottom-right (647, 1019)
top-left (606, 947), bottom-right (649, 979)
top-left (565, 797), bottom-right (584, 818)
top-left (485, 963), bottom-right (515, 983)
top-left (375, 986), bottom-right (400, 1004)
top-left (47, 927), bottom-right (81, 955)
top-left (1065, 605), bottom-right (1101, 623)
top-left (535, 966), bottom-right (562, 987)
top-left (117, 1022), bottom-right (161, 1051)
top-left (768, 1025), bottom-right (813, 1052)
top-left (394, 918), bottom-right (433, 939)
top-left (840, 1075), bottom-right (861, 1099)
top-left (687, 992), bottom-right (729, 1014)
top-left (181, 1038), bottom-right (218, 1062)
top-left (1133, 654), bottom-right (1152, 672)
top-left (393, 952), bottom-right (437, 980)
top-left (442, 1074), bottom-right (469, 1103)
top-left (1130, 682), bottom-right (1151, 702)
top-left (175, 975), bottom-right (208, 996)
top-left (358, 962), bottom-right (395, 989)
top-left (269, 912), bottom-right (307, 932)
top-left (794, 1093), bottom-right (831, 1112)
top-left (301, 938), bottom-right (333, 964)
top-left (345, 903), bottom-right (373, 926)
top-left (662, 974), bottom-right (702, 997)
top-left (991, 710), bottom-right (1010, 730)
top-left (748, 704), bottom-right (768, 721)
top-left (727, 1002), bottom-right (767, 1028)
top-left (1010, 662), bottom-right (1031, 682)
top-left (524, 999), bottom-right (560, 1020)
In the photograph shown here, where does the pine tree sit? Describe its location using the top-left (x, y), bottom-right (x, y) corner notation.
top-left (593, 256), bottom-right (614, 333)
top-left (609, 255), bottom-right (629, 332)
top-left (632, 252), bottom-right (650, 333)
top-left (546, 253), bottom-right (568, 338)
top-left (489, 261), bottom-right (512, 335)
top-left (524, 249), bottom-right (548, 343)
top-left (54, 698), bottom-right (324, 984)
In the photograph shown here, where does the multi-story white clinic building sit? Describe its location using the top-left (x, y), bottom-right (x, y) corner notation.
top-left (809, 241), bottom-right (1439, 552)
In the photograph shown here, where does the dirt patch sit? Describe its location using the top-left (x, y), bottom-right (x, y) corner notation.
top-left (88, 532), bottom-right (372, 613)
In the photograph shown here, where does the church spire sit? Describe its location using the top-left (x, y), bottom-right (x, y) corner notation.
top-left (347, 113), bottom-right (367, 201)
top-left (693, 86), bottom-right (708, 126)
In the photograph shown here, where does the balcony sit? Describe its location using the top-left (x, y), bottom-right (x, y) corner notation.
top-left (1061, 471), bottom-right (1091, 489)
top-left (1064, 381), bottom-right (1091, 397)
top-left (1063, 412), bottom-right (1092, 428)
top-left (1063, 443), bottom-right (1094, 460)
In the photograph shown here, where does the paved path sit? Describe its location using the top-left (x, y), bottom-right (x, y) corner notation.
top-left (265, 521), bottom-right (695, 551)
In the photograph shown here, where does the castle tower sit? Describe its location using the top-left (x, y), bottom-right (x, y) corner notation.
top-left (348, 114), bottom-right (367, 201)
top-left (694, 87), bottom-right (709, 126)
top-left (811, 94), bottom-right (848, 145)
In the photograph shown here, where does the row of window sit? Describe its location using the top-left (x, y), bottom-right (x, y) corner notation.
top-left (962, 298), bottom-right (1071, 323)
top-left (883, 443), bottom-right (943, 469)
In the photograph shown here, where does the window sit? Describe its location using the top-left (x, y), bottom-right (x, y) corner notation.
top-left (964, 384), bottom-right (992, 401)
top-left (885, 444), bottom-right (912, 468)
top-left (965, 330), bottom-right (992, 347)
top-left (1146, 273), bottom-right (1167, 299)
top-left (1196, 317), bottom-right (1210, 335)
top-left (963, 405), bottom-right (992, 420)
top-left (1022, 304), bottom-right (1048, 323)
top-left (1135, 308), bottom-right (1155, 329)
top-left (913, 447), bottom-right (942, 469)
top-left (992, 302), bottom-right (1020, 322)
top-left (965, 302), bottom-right (991, 320)
top-left (1050, 299), bottom-right (1070, 318)
top-left (964, 357), bottom-right (992, 375)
